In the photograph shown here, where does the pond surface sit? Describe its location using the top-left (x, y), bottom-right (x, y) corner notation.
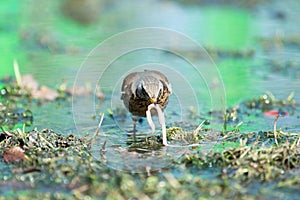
top-left (6, 0), bottom-right (297, 134)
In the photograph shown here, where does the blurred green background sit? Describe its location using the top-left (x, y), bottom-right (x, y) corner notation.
top-left (1, 0), bottom-right (299, 131)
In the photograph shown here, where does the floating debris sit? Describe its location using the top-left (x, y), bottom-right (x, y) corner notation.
top-left (223, 92), bottom-right (297, 128)
top-left (3, 146), bottom-right (26, 163)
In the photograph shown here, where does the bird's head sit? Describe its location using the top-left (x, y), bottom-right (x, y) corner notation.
top-left (134, 76), bottom-right (163, 104)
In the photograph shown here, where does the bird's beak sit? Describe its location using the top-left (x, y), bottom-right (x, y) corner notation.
top-left (150, 98), bottom-right (157, 104)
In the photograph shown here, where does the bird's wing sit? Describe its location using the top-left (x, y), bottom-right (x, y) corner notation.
top-left (121, 72), bottom-right (140, 99)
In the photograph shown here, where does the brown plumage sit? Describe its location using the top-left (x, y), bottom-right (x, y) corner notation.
top-left (121, 70), bottom-right (172, 133)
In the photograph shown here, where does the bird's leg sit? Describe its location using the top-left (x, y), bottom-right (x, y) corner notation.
top-left (132, 115), bottom-right (137, 141)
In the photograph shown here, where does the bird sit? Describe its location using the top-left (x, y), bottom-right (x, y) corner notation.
top-left (121, 70), bottom-right (172, 138)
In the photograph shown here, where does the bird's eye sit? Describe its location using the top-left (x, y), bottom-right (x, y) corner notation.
top-left (136, 84), bottom-right (147, 98)
top-left (137, 83), bottom-right (143, 91)
top-left (158, 89), bottom-right (162, 97)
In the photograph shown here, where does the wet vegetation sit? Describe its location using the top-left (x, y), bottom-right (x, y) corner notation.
top-left (1, 124), bottom-right (299, 199)
top-left (0, 76), bottom-right (299, 199)
top-left (0, 82), bottom-right (33, 129)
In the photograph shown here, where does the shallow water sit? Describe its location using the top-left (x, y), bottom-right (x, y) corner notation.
top-left (9, 0), bottom-right (298, 135)
top-left (15, 0), bottom-right (299, 179)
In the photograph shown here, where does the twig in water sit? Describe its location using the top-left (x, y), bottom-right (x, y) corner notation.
top-left (192, 120), bottom-right (205, 139)
top-left (13, 59), bottom-right (22, 86)
top-left (38, 134), bottom-right (55, 149)
top-left (1, 127), bottom-right (13, 136)
top-left (89, 113), bottom-right (104, 147)
top-left (273, 114), bottom-right (280, 146)
top-left (100, 137), bottom-right (107, 154)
